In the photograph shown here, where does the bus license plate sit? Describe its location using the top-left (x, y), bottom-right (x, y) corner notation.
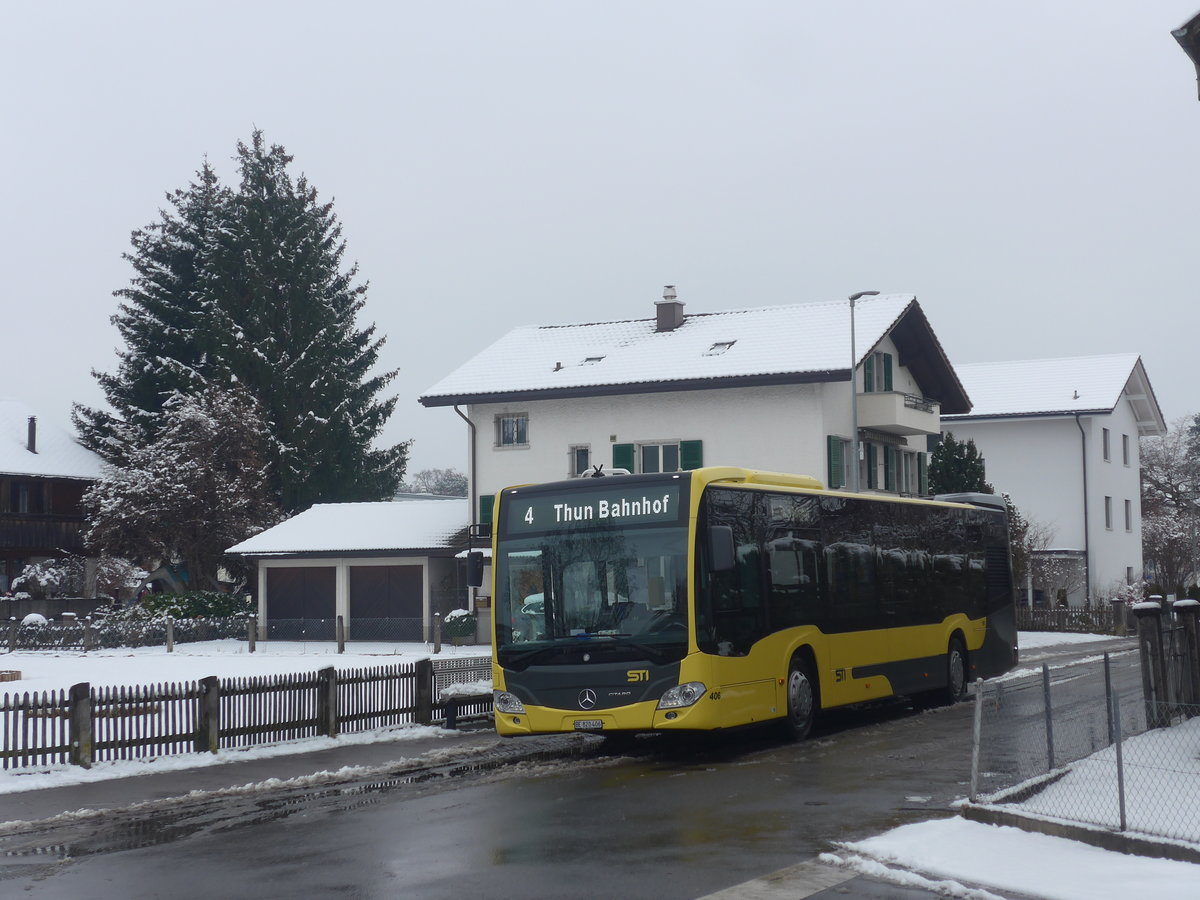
top-left (574, 719), bottom-right (603, 731)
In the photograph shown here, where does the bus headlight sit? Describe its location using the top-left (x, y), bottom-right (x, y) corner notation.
top-left (657, 682), bottom-right (707, 710)
top-left (494, 690), bottom-right (526, 714)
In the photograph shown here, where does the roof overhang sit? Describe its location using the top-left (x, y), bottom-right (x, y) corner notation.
top-left (883, 302), bottom-right (971, 414)
top-left (420, 369), bottom-right (844, 408)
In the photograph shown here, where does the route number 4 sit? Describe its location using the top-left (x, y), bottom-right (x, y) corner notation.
top-left (524, 506), bottom-right (534, 525)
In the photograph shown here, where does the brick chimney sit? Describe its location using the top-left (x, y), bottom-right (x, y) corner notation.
top-left (655, 285), bottom-right (684, 332)
top-left (27, 416), bottom-right (37, 454)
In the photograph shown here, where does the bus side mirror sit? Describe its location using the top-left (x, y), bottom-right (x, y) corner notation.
top-left (708, 525), bottom-right (735, 573)
top-left (466, 551), bottom-right (485, 588)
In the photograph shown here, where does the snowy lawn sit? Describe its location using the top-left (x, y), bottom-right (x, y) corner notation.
top-left (1, 639), bottom-right (488, 695)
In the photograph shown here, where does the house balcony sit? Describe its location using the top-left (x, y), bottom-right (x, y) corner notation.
top-left (0, 514), bottom-right (86, 553)
top-left (856, 391), bottom-right (941, 436)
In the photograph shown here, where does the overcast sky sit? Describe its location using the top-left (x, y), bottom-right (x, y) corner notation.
top-left (4, 2), bottom-right (1200, 475)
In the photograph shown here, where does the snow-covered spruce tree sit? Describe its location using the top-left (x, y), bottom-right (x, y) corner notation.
top-left (83, 386), bottom-right (282, 592)
top-left (75, 131), bottom-right (409, 511)
top-left (74, 163), bottom-right (232, 463)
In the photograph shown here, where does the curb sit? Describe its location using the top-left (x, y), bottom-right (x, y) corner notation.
top-left (960, 803), bottom-right (1200, 866)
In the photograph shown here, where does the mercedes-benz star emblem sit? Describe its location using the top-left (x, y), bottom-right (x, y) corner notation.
top-left (578, 689), bottom-right (597, 710)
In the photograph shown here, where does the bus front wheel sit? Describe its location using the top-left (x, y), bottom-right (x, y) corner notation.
top-left (944, 636), bottom-right (968, 704)
top-left (781, 657), bottom-right (816, 740)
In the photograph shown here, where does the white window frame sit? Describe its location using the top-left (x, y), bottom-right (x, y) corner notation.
top-left (495, 413), bottom-right (529, 449)
top-left (1124, 498), bottom-right (1132, 532)
top-left (569, 444), bottom-right (591, 476)
top-left (1122, 434), bottom-right (1130, 466)
top-left (1104, 495), bottom-right (1113, 530)
top-left (1102, 428), bottom-right (1111, 462)
top-left (638, 441), bottom-right (682, 474)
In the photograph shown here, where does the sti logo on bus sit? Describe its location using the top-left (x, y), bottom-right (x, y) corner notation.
top-left (627, 669), bottom-right (649, 682)
top-left (506, 485), bottom-right (682, 534)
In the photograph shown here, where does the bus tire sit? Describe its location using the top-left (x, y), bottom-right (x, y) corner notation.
top-left (944, 636), bottom-right (968, 704)
top-left (781, 656), bottom-right (816, 740)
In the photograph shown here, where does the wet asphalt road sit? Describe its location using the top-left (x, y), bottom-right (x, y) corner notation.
top-left (0, 638), bottom-right (1137, 899)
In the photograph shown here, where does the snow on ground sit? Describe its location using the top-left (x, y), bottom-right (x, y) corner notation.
top-left (824, 817), bottom-right (1200, 900)
top-left (1016, 631), bottom-right (1117, 651)
top-left (0, 639), bottom-right (487, 695)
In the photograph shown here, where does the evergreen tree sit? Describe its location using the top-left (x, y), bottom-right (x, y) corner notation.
top-left (75, 131), bottom-right (409, 510)
top-left (928, 432), bottom-right (994, 495)
top-left (74, 162), bottom-right (231, 461)
top-left (83, 386), bottom-right (281, 591)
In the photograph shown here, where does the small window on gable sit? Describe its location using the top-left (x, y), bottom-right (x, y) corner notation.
top-left (705, 340), bottom-right (736, 356)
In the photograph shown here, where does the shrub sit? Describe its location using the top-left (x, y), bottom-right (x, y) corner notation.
top-left (443, 609), bottom-right (476, 639)
top-left (139, 591), bottom-right (254, 619)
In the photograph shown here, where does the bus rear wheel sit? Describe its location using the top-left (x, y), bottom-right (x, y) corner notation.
top-left (944, 636), bottom-right (968, 704)
top-left (781, 658), bottom-right (816, 740)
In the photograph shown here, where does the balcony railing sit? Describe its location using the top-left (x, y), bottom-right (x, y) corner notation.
top-left (0, 514), bottom-right (85, 552)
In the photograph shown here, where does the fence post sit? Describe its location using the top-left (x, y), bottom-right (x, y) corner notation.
top-left (83, 617), bottom-right (97, 652)
top-left (969, 678), bottom-right (984, 802)
top-left (1111, 678), bottom-right (1127, 832)
top-left (247, 616), bottom-right (256, 653)
top-left (336, 615), bottom-right (345, 654)
top-left (166, 617), bottom-right (175, 653)
top-left (415, 658), bottom-right (434, 725)
top-left (7, 619), bottom-right (16, 652)
top-left (1103, 652), bottom-right (1114, 745)
top-left (1042, 663), bottom-right (1055, 770)
top-left (433, 612), bottom-right (442, 655)
top-left (1134, 599), bottom-right (1167, 727)
top-left (196, 675), bottom-right (220, 753)
top-left (1110, 599), bottom-right (1128, 637)
top-left (68, 682), bottom-right (92, 769)
top-left (1173, 599), bottom-right (1200, 711)
top-left (317, 666), bottom-right (338, 737)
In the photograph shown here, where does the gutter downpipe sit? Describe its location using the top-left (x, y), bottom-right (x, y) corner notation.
top-left (454, 405), bottom-right (477, 534)
top-left (1075, 413), bottom-right (1091, 605)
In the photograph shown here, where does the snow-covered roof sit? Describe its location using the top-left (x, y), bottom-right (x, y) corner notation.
top-left (0, 399), bottom-right (104, 480)
top-left (226, 498), bottom-right (469, 557)
top-left (419, 294), bottom-right (971, 413)
top-left (943, 354), bottom-right (1166, 436)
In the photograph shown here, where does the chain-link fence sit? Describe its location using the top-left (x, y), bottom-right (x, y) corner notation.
top-left (969, 654), bottom-right (1200, 844)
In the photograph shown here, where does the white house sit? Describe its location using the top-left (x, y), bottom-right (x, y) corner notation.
top-left (941, 354), bottom-right (1165, 607)
top-left (419, 290), bottom-right (970, 526)
top-left (226, 498), bottom-right (470, 641)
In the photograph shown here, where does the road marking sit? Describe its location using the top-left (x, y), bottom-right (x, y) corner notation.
top-left (696, 858), bottom-right (856, 899)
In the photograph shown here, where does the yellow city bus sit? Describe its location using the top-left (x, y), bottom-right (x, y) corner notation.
top-left (481, 467), bottom-right (1018, 739)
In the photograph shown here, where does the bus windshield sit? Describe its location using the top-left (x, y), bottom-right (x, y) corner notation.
top-left (494, 524), bottom-right (689, 666)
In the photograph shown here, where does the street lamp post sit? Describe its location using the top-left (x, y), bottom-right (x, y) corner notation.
top-left (848, 290), bottom-right (880, 492)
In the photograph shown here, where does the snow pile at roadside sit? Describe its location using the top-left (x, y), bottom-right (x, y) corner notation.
top-left (824, 817), bottom-right (1200, 900)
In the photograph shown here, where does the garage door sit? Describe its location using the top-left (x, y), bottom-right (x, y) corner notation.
top-left (350, 565), bottom-right (423, 618)
top-left (266, 567), bottom-right (336, 620)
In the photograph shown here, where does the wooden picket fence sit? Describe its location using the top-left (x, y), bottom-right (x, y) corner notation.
top-left (0, 656), bottom-right (491, 770)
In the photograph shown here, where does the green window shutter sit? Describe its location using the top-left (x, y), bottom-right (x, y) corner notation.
top-left (827, 436), bottom-right (844, 489)
top-left (479, 494), bottom-right (495, 525)
top-left (918, 453), bottom-right (928, 496)
top-left (866, 444), bottom-right (878, 489)
top-left (680, 439), bottom-right (703, 470)
top-left (883, 353), bottom-right (893, 391)
top-left (863, 355), bottom-right (874, 393)
top-left (884, 446), bottom-right (896, 491)
top-left (613, 443), bottom-right (635, 472)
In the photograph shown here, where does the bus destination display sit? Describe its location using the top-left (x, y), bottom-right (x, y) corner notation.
top-left (504, 484), bottom-right (683, 535)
